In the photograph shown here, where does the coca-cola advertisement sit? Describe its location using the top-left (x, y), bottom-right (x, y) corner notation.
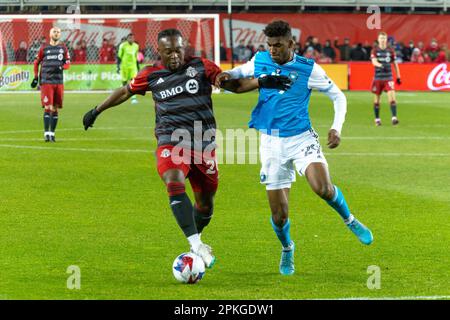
top-left (349, 62), bottom-right (450, 91)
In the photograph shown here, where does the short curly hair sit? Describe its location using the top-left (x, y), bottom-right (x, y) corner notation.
top-left (263, 20), bottom-right (292, 38)
top-left (158, 28), bottom-right (183, 41)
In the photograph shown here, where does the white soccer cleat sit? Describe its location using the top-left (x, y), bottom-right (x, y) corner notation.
top-left (191, 243), bottom-right (216, 268)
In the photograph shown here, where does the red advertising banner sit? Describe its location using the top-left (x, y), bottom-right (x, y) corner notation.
top-left (349, 62), bottom-right (450, 91)
top-left (220, 13), bottom-right (450, 49)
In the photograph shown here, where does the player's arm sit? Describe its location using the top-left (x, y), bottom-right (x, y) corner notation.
top-left (370, 49), bottom-right (382, 67)
top-left (31, 47), bottom-right (43, 88)
top-left (214, 55), bottom-right (291, 93)
top-left (220, 76), bottom-right (292, 93)
top-left (214, 56), bottom-right (255, 87)
top-left (308, 63), bottom-right (347, 149)
top-left (393, 49), bottom-right (401, 84)
top-left (83, 66), bottom-right (154, 130)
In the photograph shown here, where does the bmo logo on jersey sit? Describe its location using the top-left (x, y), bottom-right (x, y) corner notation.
top-left (159, 79), bottom-right (199, 99)
top-left (186, 79), bottom-right (199, 94)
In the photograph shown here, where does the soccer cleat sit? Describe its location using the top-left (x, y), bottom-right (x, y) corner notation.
top-left (375, 118), bottom-right (382, 126)
top-left (392, 117), bottom-right (399, 125)
top-left (347, 218), bottom-right (373, 245)
top-left (50, 135), bottom-right (56, 142)
top-left (191, 243), bottom-right (216, 268)
top-left (44, 134), bottom-right (50, 142)
top-left (279, 241), bottom-right (295, 275)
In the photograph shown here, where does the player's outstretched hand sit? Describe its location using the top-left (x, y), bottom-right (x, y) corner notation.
top-left (327, 129), bottom-right (341, 149)
top-left (396, 78), bottom-right (402, 85)
top-left (215, 72), bottom-right (231, 88)
top-left (31, 77), bottom-right (38, 88)
top-left (83, 107), bottom-right (100, 130)
top-left (258, 75), bottom-right (292, 91)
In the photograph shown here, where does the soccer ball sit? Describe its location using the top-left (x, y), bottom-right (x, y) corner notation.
top-left (172, 252), bottom-right (205, 284)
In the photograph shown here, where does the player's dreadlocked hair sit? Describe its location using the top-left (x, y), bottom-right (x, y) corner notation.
top-left (158, 28), bottom-right (183, 41)
top-left (263, 20), bottom-right (292, 38)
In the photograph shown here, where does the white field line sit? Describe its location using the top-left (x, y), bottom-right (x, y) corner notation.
top-left (0, 144), bottom-right (149, 153)
top-left (331, 295), bottom-right (450, 300)
top-left (0, 144), bottom-right (449, 157)
top-left (0, 127), bottom-right (151, 134)
top-left (1, 136), bottom-right (450, 142)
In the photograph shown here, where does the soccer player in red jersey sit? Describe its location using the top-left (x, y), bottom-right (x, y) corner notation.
top-left (31, 27), bottom-right (70, 142)
top-left (82, 28), bottom-right (288, 269)
top-left (370, 32), bottom-right (401, 126)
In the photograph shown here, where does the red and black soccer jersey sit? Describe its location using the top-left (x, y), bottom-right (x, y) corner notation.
top-left (128, 57), bottom-right (222, 149)
top-left (34, 43), bottom-right (70, 85)
top-left (371, 47), bottom-right (396, 80)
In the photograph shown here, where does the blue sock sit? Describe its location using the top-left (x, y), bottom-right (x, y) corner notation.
top-left (326, 185), bottom-right (352, 221)
top-left (270, 217), bottom-right (292, 248)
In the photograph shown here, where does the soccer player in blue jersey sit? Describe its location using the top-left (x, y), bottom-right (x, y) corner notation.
top-left (217, 20), bottom-right (373, 276)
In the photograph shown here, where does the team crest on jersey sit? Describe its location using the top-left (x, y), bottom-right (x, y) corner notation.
top-left (58, 54), bottom-right (63, 61)
top-left (156, 78), bottom-right (165, 85)
top-left (289, 71), bottom-right (299, 81)
top-left (186, 66), bottom-right (198, 78)
top-left (160, 149), bottom-right (171, 158)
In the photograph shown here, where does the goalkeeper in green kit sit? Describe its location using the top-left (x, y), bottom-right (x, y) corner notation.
top-left (117, 33), bottom-right (140, 104)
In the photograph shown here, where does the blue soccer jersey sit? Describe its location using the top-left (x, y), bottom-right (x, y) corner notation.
top-left (226, 51), bottom-right (347, 137)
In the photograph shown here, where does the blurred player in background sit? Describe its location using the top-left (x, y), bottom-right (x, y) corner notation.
top-left (117, 33), bottom-right (139, 104)
top-left (31, 27), bottom-right (70, 142)
top-left (371, 32), bottom-right (402, 126)
top-left (217, 20), bottom-right (373, 276)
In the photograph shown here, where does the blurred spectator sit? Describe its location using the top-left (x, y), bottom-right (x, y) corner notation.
top-left (322, 40), bottom-right (336, 62)
top-left (350, 43), bottom-right (366, 61)
top-left (294, 42), bottom-right (302, 55)
top-left (317, 52), bottom-right (332, 64)
top-left (425, 39), bottom-right (440, 61)
top-left (220, 41), bottom-right (227, 61)
top-left (246, 41), bottom-right (255, 57)
top-left (393, 42), bottom-right (404, 63)
top-left (441, 43), bottom-right (450, 62)
top-left (363, 40), bottom-right (372, 60)
top-left (87, 40), bottom-right (98, 63)
top-left (257, 44), bottom-right (266, 52)
top-left (72, 40), bottom-right (87, 63)
top-left (15, 41), bottom-right (28, 62)
top-left (311, 37), bottom-right (322, 53)
top-left (334, 37), bottom-right (351, 61)
top-left (234, 40), bottom-right (247, 62)
top-left (402, 40), bottom-right (415, 62)
top-left (303, 46), bottom-right (319, 61)
top-left (410, 48), bottom-right (424, 63)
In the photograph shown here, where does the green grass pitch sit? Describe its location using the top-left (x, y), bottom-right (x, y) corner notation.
top-left (0, 90), bottom-right (449, 300)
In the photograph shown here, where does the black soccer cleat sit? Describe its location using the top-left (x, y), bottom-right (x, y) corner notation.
top-left (44, 134), bottom-right (50, 142)
top-left (50, 135), bottom-right (56, 142)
